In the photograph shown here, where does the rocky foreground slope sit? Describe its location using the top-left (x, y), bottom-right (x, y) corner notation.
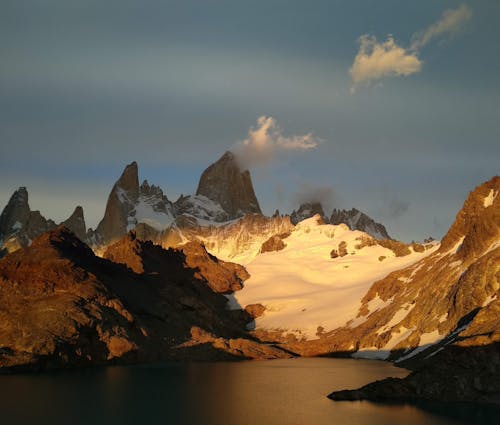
top-left (328, 176), bottom-right (499, 404)
top-left (0, 227), bottom-right (289, 371)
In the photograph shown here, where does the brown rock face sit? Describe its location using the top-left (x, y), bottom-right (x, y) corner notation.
top-left (196, 151), bottom-right (262, 219)
top-left (176, 326), bottom-right (291, 360)
top-left (0, 227), bottom-right (288, 371)
top-left (260, 233), bottom-right (290, 253)
top-left (95, 162), bottom-right (140, 243)
top-left (245, 303), bottom-right (266, 319)
top-left (440, 175), bottom-right (499, 261)
top-left (103, 234), bottom-right (249, 294)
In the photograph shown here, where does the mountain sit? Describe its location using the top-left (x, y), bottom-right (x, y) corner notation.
top-left (196, 151), bottom-right (262, 219)
top-left (290, 202), bottom-right (329, 225)
top-left (61, 206), bottom-right (86, 241)
top-left (258, 176), bottom-right (498, 366)
top-left (327, 176), bottom-right (500, 404)
top-left (0, 227), bottom-right (290, 371)
top-left (228, 214), bottom-right (436, 341)
top-left (0, 187), bottom-right (56, 253)
top-left (330, 208), bottom-right (391, 240)
top-left (93, 162), bottom-right (175, 244)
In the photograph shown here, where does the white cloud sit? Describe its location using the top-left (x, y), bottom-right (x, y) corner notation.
top-left (410, 4), bottom-right (472, 51)
top-left (234, 116), bottom-right (319, 168)
top-left (349, 35), bottom-right (422, 90)
top-left (350, 4), bottom-right (472, 90)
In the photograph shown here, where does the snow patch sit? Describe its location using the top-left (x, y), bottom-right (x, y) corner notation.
top-left (381, 326), bottom-right (415, 351)
top-left (133, 198), bottom-right (174, 230)
top-left (376, 303), bottom-right (415, 335)
top-left (11, 221), bottom-right (22, 231)
top-left (484, 189), bottom-right (498, 208)
top-left (482, 293), bottom-right (497, 307)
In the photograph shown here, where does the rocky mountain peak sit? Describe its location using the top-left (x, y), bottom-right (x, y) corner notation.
top-left (61, 206), bottom-right (87, 241)
top-left (196, 150), bottom-right (262, 219)
top-left (439, 175), bottom-right (499, 260)
top-left (116, 161), bottom-right (140, 201)
top-left (330, 208), bottom-right (391, 240)
top-left (290, 202), bottom-right (328, 225)
top-left (0, 187), bottom-right (31, 237)
top-left (95, 162), bottom-right (174, 244)
top-left (0, 187), bottom-right (56, 253)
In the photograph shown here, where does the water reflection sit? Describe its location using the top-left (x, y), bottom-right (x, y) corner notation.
top-left (0, 358), bottom-right (497, 425)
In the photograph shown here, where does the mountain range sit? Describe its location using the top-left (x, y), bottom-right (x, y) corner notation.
top-left (0, 151), bottom-right (498, 404)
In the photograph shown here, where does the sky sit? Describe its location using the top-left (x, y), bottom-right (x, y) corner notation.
top-left (1, 0), bottom-right (499, 242)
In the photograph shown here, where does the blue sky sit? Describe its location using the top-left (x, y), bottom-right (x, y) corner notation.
top-left (1, 1), bottom-right (498, 241)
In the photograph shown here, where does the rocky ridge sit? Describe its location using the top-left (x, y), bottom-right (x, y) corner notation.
top-left (330, 208), bottom-right (391, 240)
top-left (0, 187), bottom-right (86, 254)
top-left (290, 202), bottom-right (329, 225)
top-left (0, 227), bottom-right (290, 371)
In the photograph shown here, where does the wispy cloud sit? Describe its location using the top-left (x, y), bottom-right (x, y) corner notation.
top-left (234, 116), bottom-right (319, 168)
top-left (350, 4), bottom-right (472, 91)
top-left (410, 4), bottom-right (472, 51)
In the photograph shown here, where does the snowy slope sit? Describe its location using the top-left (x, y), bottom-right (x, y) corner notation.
top-left (228, 215), bottom-right (438, 340)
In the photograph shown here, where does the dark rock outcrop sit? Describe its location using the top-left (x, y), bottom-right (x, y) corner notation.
top-left (0, 187), bottom-right (56, 253)
top-left (61, 206), bottom-right (86, 241)
top-left (290, 202), bottom-right (329, 225)
top-left (196, 151), bottom-right (262, 219)
top-left (330, 208), bottom-right (390, 240)
top-left (329, 343), bottom-right (500, 405)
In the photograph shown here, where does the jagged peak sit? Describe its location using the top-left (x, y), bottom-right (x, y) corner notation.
top-left (439, 175), bottom-right (499, 259)
top-left (61, 206), bottom-right (86, 241)
top-left (195, 150), bottom-right (262, 219)
top-left (115, 161), bottom-right (139, 198)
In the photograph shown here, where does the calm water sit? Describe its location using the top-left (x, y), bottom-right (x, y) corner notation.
top-left (0, 358), bottom-right (497, 425)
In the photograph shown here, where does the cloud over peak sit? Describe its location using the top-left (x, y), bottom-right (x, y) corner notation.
top-left (234, 116), bottom-right (319, 168)
top-left (350, 4), bottom-right (472, 90)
